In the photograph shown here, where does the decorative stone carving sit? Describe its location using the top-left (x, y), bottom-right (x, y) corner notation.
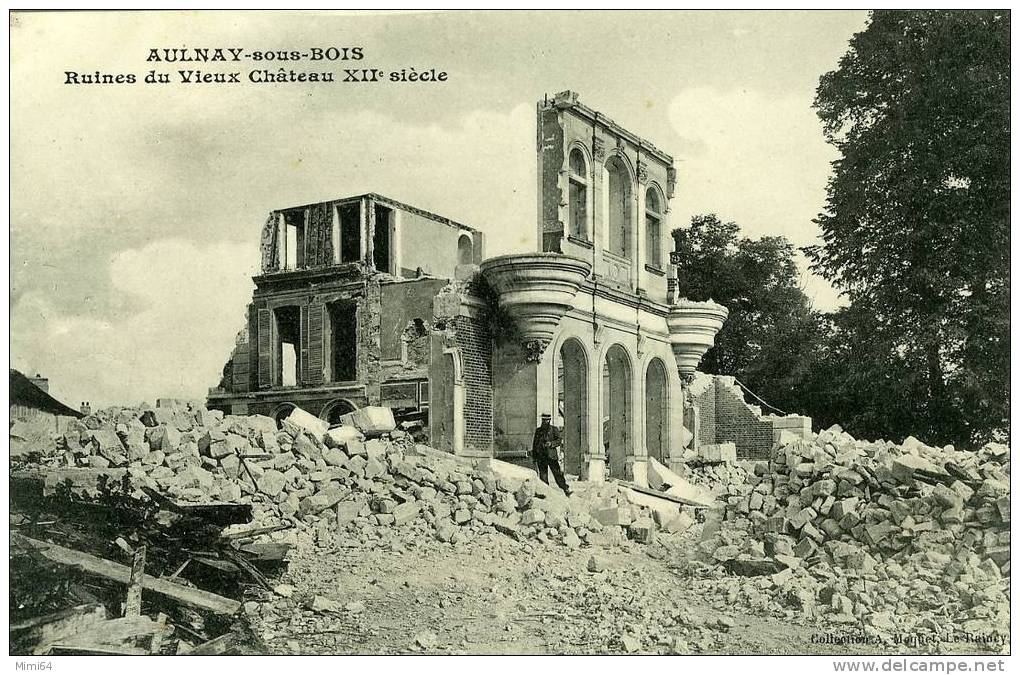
top-left (523, 339), bottom-right (548, 363)
top-left (479, 253), bottom-right (592, 351)
top-left (637, 160), bottom-right (649, 185)
top-left (666, 298), bottom-right (728, 376)
top-left (667, 166), bottom-right (678, 199)
top-left (593, 137), bottom-right (607, 161)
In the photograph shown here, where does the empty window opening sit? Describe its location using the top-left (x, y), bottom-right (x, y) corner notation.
top-left (373, 205), bottom-right (393, 273)
top-left (274, 306), bottom-right (301, 386)
top-left (282, 211), bottom-right (306, 270)
top-left (606, 157), bottom-right (631, 258)
top-left (457, 234), bottom-right (473, 265)
top-left (646, 188), bottom-right (663, 268)
top-left (568, 148), bottom-right (588, 239)
top-left (339, 202), bottom-right (361, 263)
top-left (328, 301), bottom-right (358, 382)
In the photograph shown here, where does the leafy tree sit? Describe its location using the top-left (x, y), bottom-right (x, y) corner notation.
top-left (808, 10), bottom-right (1009, 446)
top-left (672, 214), bottom-right (826, 416)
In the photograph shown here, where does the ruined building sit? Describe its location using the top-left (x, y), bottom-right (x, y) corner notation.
top-left (207, 193), bottom-right (483, 424)
top-left (210, 92), bottom-right (810, 486)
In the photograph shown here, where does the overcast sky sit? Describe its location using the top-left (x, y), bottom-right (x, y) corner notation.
top-left (10, 10), bottom-right (869, 408)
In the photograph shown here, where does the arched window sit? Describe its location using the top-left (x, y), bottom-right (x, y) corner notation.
top-left (645, 187), bottom-right (663, 268)
top-left (457, 233), bottom-right (473, 265)
top-left (606, 157), bottom-right (631, 258)
top-left (568, 148), bottom-right (588, 239)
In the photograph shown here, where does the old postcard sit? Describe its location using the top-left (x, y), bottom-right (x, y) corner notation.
top-left (8, 9), bottom-right (1010, 665)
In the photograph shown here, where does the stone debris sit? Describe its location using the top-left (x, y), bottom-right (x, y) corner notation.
top-left (31, 401), bottom-right (683, 556)
top-left (19, 398), bottom-right (1009, 654)
top-left (702, 425), bottom-right (1009, 637)
top-left (339, 406), bottom-right (397, 438)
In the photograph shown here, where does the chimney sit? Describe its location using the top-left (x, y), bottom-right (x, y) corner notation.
top-left (29, 373), bottom-right (49, 393)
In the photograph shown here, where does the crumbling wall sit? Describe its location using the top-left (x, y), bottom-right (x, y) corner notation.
top-left (713, 376), bottom-right (774, 460)
top-left (379, 279), bottom-right (448, 360)
top-left (426, 281), bottom-right (494, 456)
top-left (688, 375), bottom-right (810, 460)
top-left (360, 277), bottom-right (383, 404)
top-left (688, 374), bottom-right (716, 448)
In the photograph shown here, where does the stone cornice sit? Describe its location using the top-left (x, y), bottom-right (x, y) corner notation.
top-left (581, 280), bottom-right (670, 317)
top-left (543, 91), bottom-right (674, 167)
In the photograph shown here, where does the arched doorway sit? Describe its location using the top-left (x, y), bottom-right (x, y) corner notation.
top-left (321, 399), bottom-right (357, 425)
top-left (272, 402), bottom-right (297, 429)
top-left (558, 338), bottom-right (588, 476)
top-left (645, 359), bottom-right (669, 464)
top-left (602, 344), bottom-right (632, 479)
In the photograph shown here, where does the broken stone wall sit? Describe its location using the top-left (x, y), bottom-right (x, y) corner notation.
top-left (689, 375), bottom-right (797, 460)
top-left (379, 279), bottom-right (449, 363)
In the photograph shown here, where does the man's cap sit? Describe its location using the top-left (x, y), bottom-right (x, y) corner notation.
top-left (540, 413), bottom-right (552, 420)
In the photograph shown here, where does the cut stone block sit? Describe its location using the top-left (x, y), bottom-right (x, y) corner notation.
top-left (339, 406), bottom-right (396, 438)
top-left (286, 407), bottom-right (329, 441)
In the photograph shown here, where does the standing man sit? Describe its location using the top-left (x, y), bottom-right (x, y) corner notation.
top-left (532, 413), bottom-right (570, 495)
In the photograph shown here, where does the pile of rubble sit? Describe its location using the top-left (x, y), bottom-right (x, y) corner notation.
top-left (30, 401), bottom-right (688, 553)
top-left (17, 399), bottom-right (694, 655)
top-left (705, 425), bottom-right (1010, 637)
top-left (673, 460), bottom-right (750, 496)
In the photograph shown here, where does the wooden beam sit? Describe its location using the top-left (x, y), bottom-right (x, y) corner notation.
top-left (125, 545), bottom-right (146, 616)
top-left (221, 523), bottom-right (292, 541)
top-left (14, 535), bottom-right (240, 616)
top-left (185, 631), bottom-right (237, 655)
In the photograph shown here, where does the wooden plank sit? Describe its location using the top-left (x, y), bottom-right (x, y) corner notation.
top-left (10, 604), bottom-right (105, 633)
top-left (14, 535), bottom-right (240, 616)
top-left (616, 480), bottom-right (711, 508)
top-left (221, 523), bottom-right (292, 541)
top-left (149, 613), bottom-right (176, 655)
top-left (185, 631), bottom-right (237, 656)
top-left (237, 541), bottom-right (291, 562)
top-left (10, 604), bottom-right (108, 655)
top-left (125, 545), bottom-right (146, 616)
top-left (142, 486), bottom-right (253, 525)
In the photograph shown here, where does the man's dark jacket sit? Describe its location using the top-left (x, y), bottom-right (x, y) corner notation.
top-left (532, 423), bottom-right (562, 460)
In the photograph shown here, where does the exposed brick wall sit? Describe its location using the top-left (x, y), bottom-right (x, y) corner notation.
top-left (713, 376), bottom-right (774, 460)
top-left (454, 315), bottom-right (493, 452)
